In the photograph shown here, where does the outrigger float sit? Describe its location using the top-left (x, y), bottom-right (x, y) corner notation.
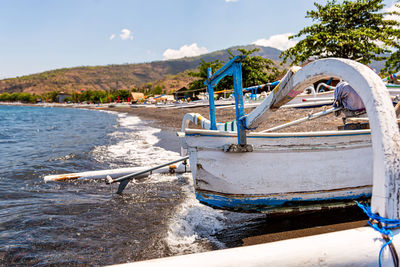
top-left (178, 57), bottom-right (399, 214)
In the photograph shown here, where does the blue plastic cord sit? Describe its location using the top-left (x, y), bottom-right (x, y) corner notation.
top-left (356, 201), bottom-right (400, 266)
top-left (239, 117), bottom-right (256, 131)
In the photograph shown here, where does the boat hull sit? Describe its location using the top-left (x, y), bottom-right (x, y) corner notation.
top-left (180, 129), bottom-right (373, 213)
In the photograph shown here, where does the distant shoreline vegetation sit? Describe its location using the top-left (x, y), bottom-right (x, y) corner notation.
top-left (0, 89), bottom-right (137, 104)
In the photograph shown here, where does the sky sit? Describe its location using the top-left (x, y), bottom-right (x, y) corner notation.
top-left (0, 0), bottom-right (398, 79)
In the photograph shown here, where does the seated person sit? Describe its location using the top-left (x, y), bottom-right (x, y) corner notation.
top-left (333, 81), bottom-right (366, 119)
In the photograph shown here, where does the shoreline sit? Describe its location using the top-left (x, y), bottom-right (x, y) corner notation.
top-left (99, 104), bottom-right (344, 133)
top-left (1, 103), bottom-right (368, 247)
top-left (1, 102), bottom-right (344, 132)
top-left (92, 104), bottom-right (368, 247)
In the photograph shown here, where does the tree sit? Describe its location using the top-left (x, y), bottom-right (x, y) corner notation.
top-left (188, 59), bottom-right (225, 91)
top-left (281, 0), bottom-right (400, 67)
top-left (188, 48), bottom-right (282, 91)
top-left (120, 90), bottom-right (130, 100)
top-left (43, 91), bottom-right (58, 102)
top-left (152, 85), bottom-right (163, 95)
top-left (383, 1), bottom-right (400, 73)
top-left (229, 48), bottom-right (283, 88)
top-left (0, 92), bottom-right (10, 101)
top-left (384, 50), bottom-right (400, 73)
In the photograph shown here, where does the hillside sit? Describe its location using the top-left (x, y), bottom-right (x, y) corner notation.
top-left (0, 45), bottom-right (283, 95)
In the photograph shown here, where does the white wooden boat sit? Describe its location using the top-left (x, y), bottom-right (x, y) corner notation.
top-left (178, 57), bottom-right (392, 213)
top-left (180, 129), bottom-right (372, 213)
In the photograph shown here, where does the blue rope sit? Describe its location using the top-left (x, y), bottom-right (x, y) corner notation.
top-left (356, 201), bottom-right (400, 266)
top-left (239, 117), bottom-right (257, 131)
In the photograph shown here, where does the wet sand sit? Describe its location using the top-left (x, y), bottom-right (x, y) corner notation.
top-left (99, 104), bottom-right (369, 246)
top-left (242, 220), bottom-right (366, 246)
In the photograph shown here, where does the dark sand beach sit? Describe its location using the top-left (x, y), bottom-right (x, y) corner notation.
top-left (105, 104), bottom-right (345, 132)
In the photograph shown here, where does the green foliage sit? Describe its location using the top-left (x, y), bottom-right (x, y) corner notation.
top-left (43, 91), bottom-right (59, 102)
top-left (188, 48), bottom-right (281, 91)
top-left (0, 92), bottom-right (38, 103)
top-left (115, 89), bottom-right (130, 100)
top-left (152, 85), bottom-right (163, 95)
top-left (188, 59), bottom-right (225, 90)
top-left (78, 90), bottom-right (109, 102)
top-left (384, 50), bottom-right (400, 74)
top-left (0, 92), bottom-right (10, 101)
top-left (72, 92), bottom-right (81, 103)
top-left (230, 48), bottom-right (283, 88)
top-left (281, 0), bottom-right (400, 67)
top-left (383, 1), bottom-right (400, 73)
top-left (93, 90), bottom-right (107, 101)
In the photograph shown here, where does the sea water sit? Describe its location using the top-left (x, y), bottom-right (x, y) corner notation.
top-left (0, 105), bottom-right (263, 266)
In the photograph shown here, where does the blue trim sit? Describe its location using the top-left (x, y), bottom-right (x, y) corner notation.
top-left (207, 67), bottom-right (217, 130)
top-left (269, 80), bottom-right (280, 86)
top-left (185, 132), bottom-right (371, 138)
top-left (204, 56), bottom-right (247, 145)
top-left (232, 62), bottom-right (246, 145)
top-left (205, 56), bottom-right (246, 85)
top-left (196, 191), bottom-right (372, 212)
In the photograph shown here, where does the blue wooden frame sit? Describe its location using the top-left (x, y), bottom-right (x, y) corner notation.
top-left (204, 55), bottom-right (247, 145)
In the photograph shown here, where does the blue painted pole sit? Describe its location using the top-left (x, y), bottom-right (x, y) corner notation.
top-left (233, 62), bottom-right (247, 145)
top-left (207, 67), bottom-right (217, 130)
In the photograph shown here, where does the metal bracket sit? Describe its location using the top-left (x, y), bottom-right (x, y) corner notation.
top-left (223, 144), bottom-right (253, 153)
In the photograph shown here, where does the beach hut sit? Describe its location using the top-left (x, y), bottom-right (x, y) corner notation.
top-left (56, 92), bottom-right (71, 103)
top-left (174, 87), bottom-right (204, 100)
top-left (130, 92), bottom-right (145, 103)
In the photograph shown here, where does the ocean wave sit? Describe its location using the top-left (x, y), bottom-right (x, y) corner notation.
top-left (90, 112), bottom-right (253, 255)
top-left (165, 173), bottom-right (227, 254)
top-left (49, 153), bottom-right (80, 162)
top-left (92, 113), bottom-right (178, 168)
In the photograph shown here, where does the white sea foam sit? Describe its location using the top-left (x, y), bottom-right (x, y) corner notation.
top-left (165, 173), bottom-right (228, 254)
top-left (92, 113), bottom-right (179, 168)
top-left (165, 173), bottom-right (265, 254)
top-left (93, 112), bottom-right (262, 254)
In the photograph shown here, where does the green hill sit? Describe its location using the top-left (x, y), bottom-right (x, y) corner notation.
top-left (0, 45), bottom-right (283, 95)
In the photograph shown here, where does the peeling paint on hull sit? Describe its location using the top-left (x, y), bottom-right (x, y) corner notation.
top-left (196, 187), bottom-right (371, 213)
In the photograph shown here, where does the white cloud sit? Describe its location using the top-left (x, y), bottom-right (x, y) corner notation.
top-left (225, 0), bottom-right (238, 2)
top-left (120, 29), bottom-right (133, 40)
top-left (109, 29), bottom-right (134, 41)
top-left (385, 3), bottom-right (400, 23)
top-left (385, 3), bottom-right (400, 46)
top-left (252, 33), bottom-right (298, 51)
top-left (163, 43), bottom-right (208, 60)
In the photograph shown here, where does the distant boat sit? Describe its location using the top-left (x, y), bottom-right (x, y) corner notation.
top-left (178, 57), bottom-right (392, 214)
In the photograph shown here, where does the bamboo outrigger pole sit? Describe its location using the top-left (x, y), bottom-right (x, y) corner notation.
top-left (262, 107), bottom-right (343, 133)
top-left (105, 156), bottom-right (189, 194)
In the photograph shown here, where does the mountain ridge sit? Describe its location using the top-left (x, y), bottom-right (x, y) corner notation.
top-left (0, 45), bottom-right (283, 95)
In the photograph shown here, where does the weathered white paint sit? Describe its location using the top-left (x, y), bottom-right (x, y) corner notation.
top-left (286, 58), bottom-right (400, 219)
top-left (181, 129), bottom-right (372, 212)
top-left (183, 58), bottom-right (400, 218)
